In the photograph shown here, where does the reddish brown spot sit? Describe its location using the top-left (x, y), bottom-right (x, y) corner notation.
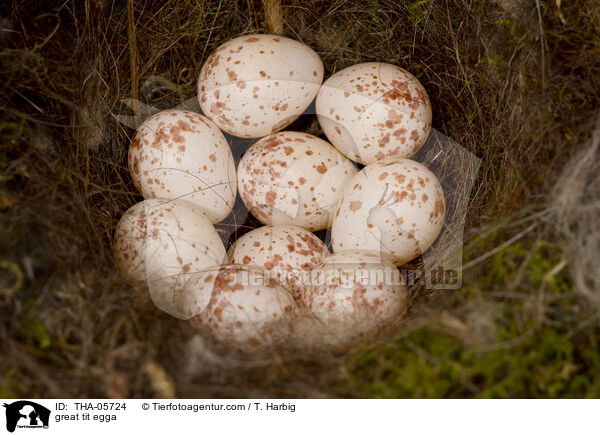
top-left (131, 137), bottom-right (142, 150)
top-left (213, 307), bottom-right (224, 321)
top-left (265, 191), bottom-right (276, 205)
top-left (393, 128), bottom-right (408, 137)
top-left (248, 337), bottom-right (262, 347)
top-left (242, 255), bottom-right (251, 265)
top-left (349, 201), bottom-right (362, 211)
top-left (131, 156), bottom-right (140, 175)
top-left (378, 134), bottom-right (391, 147)
top-left (246, 37), bottom-right (260, 42)
top-left (227, 69), bottom-right (238, 81)
top-left (316, 163), bottom-right (327, 174)
top-left (209, 154), bottom-right (216, 162)
top-left (393, 173), bottom-right (406, 184)
top-left (284, 146), bottom-right (293, 155)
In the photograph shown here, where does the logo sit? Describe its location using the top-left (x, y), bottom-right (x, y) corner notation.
top-left (2, 401), bottom-right (50, 433)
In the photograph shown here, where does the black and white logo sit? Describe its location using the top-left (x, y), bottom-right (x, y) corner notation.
top-left (3, 401), bottom-right (50, 433)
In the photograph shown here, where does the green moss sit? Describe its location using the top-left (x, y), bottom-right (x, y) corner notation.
top-left (407, 0), bottom-right (430, 26)
top-left (0, 370), bottom-right (18, 399)
top-left (18, 298), bottom-right (52, 350)
top-left (344, 325), bottom-right (600, 398)
top-left (475, 57), bottom-right (504, 69)
top-left (495, 18), bottom-right (524, 39)
top-left (341, 233), bottom-right (599, 398)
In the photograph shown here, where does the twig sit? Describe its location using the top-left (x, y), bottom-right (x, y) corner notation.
top-left (535, 0), bottom-right (546, 90)
top-left (127, 0), bottom-right (139, 126)
top-left (462, 221), bottom-right (540, 270)
top-left (264, 0), bottom-right (283, 35)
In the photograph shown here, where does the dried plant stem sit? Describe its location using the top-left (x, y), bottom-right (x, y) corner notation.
top-left (535, 0), bottom-right (547, 90)
top-left (127, 0), bottom-right (139, 125)
top-left (264, 0), bottom-right (283, 35)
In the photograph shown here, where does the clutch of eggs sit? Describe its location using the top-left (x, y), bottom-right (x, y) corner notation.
top-left (198, 34), bottom-right (324, 138)
top-left (316, 62), bottom-right (432, 164)
top-left (115, 33), bottom-right (449, 352)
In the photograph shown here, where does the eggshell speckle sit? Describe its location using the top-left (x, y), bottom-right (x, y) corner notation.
top-left (192, 265), bottom-right (296, 352)
top-left (331, 158), bottom-right (445, 265)
top-left (316, 62), bottom-right (432, 164)
top-left (128, 109), bottom-right (236, 223)
top-left (237, 131), bottom-right (358, 231)
top-left (198, 34), bottom-right (324, 138)
top-left (301, 250), bottom-right (408, 347)
top-left (228, 224), bottom-right (329, 299)
top-left (113, 198), bottom-right (227, 319)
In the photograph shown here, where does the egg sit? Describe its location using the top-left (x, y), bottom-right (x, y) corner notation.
top-left (316, 62), bottom-right (432, 164)
top-left (198, 34), bottom-right (324, 138)
top-left (228, 224), bottom-right (329, 299)
top-left (237, 131), bottom-right (358, 231)
top-left (192, 265), bottom-right (296, 352)
top-left (331, 158), bottom-right (445, 265)
top-left (113, 198), bottom-right (227, 319)
top-left (128, 109), bottom-right (236, 223)
top-left (301, 250), bottom-right (408, 347)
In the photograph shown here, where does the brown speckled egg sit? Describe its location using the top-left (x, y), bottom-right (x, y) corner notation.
top-left (301, 250), bottom-right (408, 348)
top-left (192, 265), bottom-right (296, 352)
top-left (331, 158), bottom-right (445, 265)
top-left (237, 131), bottom-right (358, 231)
top-left (128, 109), bottom-right (236, 223)
top-left (316, 62), bottom-right (432, 164)
top-left (198, 34), bottom-right (324, 138)
top-left (113, 198), bottom-right (227, 319)
top-left (227, 224), bottom-right (329, 300)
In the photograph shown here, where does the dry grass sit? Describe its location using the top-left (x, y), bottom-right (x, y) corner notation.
top-left (0, 0), bottom-right (599, 398)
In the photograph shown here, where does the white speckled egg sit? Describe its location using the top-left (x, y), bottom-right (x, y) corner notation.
top-left (192, 265), bottom-right (296, 352)
top-left (113, 198), bottom-right (227, 319)
top-left (198, 34), bottom-right (324, 138)
top-left (301, 250), bottom-right (408, 347)
top-left (237, 131), bottom-right (358, 231)
top-left (316, 62), bottom-right (432, 164)
top-left (128, 109), bottom-right (236, 223)
top-left (331, 158), bottom-right (445, 265)
top-left (228, 224), bottom-right (329, 299)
